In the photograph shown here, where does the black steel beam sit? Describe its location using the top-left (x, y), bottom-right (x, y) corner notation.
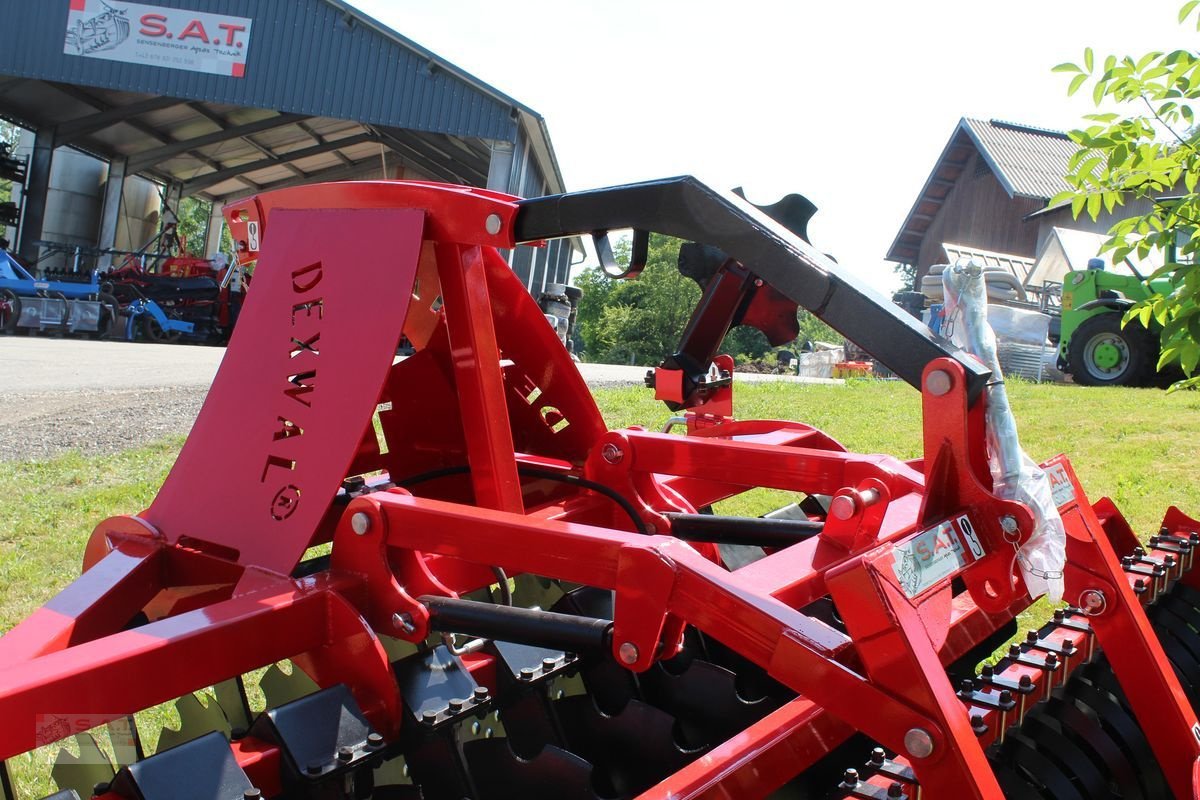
top-left (183, 133), bottom-right (376, 192)
top-left (513, 177), bottom-right (991, 402)
top-left (55, 95), bottom-right (185, 144)
top-left (128, 113), bottom-right (309, 173)
top-left (371, 129), bottom-right (461, 183)
top-left (213, 154), bottom-right (387, 198)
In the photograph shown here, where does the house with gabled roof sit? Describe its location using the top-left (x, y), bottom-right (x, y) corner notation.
top-left (887, 118), bottom-right (1159, 287)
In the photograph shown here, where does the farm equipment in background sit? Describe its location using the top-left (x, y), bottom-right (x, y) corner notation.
top-left (0, 252), bottom-right (116, 336)
top-left (100, 222), bottom-right (235, 343)
top-left (1, 177), bottom-right (1198, 800)
top-left (1056, 258), bottom-right (1178, 387)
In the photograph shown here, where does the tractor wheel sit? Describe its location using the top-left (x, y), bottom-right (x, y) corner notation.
top-left (1067, 312), bottom-right (1158, 387)
top-left (0, 289), bottom-right (18, 334)
top-left (142, 314), bottom-right (182, 343)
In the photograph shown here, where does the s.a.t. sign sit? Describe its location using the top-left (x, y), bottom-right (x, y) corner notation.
top-left (64, 0), bottom-right (253, 78)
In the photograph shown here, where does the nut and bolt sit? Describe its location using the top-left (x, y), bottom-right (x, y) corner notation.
top-left (1080, 589), bottom-right (1106, 615)
top-left (841, 768), bottom-right (860, 787)
top-left (887, 783), bottom-right (905, 799)
top-left (421, 710), bottom-right (439, 725)
top-left (925, 369), bottom-right (952, 396)
top-left (903, 727), bottom-right (935, 758)
top-left (542, 657), bottom-right (558, 671)
top-left (448, 698), bottom-right (464, 712)
top-left (306, 761), bottom-right (323, 775)
top-left (484, 213), bottom-right (503, 235)
top-left (519, 667), bottom-right (536, 682)
top-left (601, 442), bottom-right (624, 464)
top-left (350, 512), bottom-right (372, 535)
top-left (367, 733), bottom-right (384, 747)
top-left (999, 515), bottom-right (1019, 538)
top-left (392, 612), bottom-right (416, 634)
top-left (244, 791), bottom-right (262, 800)
top-left (473, 686), bottom-right (490, 702)
top-left (337, 746), bottom-right (354, 763)
top-left (618, 641), bottom-right (640, 665)
top-left (870, 747), bottom-right (886, 766)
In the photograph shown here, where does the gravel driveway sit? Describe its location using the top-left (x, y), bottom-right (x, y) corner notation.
top-left (0, 338), bottom-right (838, 463)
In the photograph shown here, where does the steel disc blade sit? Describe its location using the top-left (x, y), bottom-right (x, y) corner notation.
top-left (463, 738), bottom-right (601, 800)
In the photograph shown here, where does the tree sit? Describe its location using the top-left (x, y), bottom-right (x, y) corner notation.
top-left (572, 234), bottom-right (840, 366)
top-left (574, 235), bottom-right (700, 364)
top-left (1053, 2), bottom-right (1200, 388)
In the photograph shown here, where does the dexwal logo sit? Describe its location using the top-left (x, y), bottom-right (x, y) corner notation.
top-left (64, 0), bottom-right (254, 78)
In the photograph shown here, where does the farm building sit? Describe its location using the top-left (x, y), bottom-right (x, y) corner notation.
top-left (886, 118), bottom-right (1161, 289)
top-left (0, 0), bottom-right (578, 294)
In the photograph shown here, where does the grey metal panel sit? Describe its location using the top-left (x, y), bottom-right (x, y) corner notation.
top-left (530, 242), bottom-right (548, 295)
top-left (511, 244), bottom-right (533, 288)
top-left (0, 0), bottom-right (518, 142)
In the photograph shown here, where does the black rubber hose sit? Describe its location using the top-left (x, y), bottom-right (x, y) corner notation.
top-left (420, 594), bottom-right (612, 654)
top-left (396, 464), bottom-right (650, 535)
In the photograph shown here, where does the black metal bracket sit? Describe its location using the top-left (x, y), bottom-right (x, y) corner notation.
top-left (514, 176), bottom-right (990, 403)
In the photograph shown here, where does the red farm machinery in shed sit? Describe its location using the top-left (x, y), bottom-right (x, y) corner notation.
top-left (1, 177), bottom-right (1199, 799)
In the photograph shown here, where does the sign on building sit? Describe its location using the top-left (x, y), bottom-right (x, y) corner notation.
top-left (64, 0), bottom-right (253, 78)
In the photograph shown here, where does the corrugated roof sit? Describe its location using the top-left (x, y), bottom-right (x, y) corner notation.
top-left (886, 118), bottom-right (1076, 264)
top-left (961, 118), bottom-right (1076, 201)
top-left (0, 0), bottom-right (518, 142)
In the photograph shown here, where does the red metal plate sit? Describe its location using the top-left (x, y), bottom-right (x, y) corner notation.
top-left (145, 207), bottom-right (423, 574)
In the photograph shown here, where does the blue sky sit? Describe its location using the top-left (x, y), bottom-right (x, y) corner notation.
top-left (347, 0), bottom-right (1196, 291)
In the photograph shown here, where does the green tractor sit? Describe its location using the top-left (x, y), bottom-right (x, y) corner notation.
top-left (1057, 258), bottom-right (1177, 387)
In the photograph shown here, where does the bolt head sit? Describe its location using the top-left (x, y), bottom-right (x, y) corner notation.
top-left (1080, 589), bottom-right (1106, 615)
top-left (601, 442), bottom-right (624, 464)
top-left (903, 727), bottom-right (935, 759)
top-left (1000, 515), bottom-right (1019, 536)
top-left (351, 512), bottom-right (372, 535)
top-left (485, 213), bottom-right (503, 235)
top-left (618, 641), bottom-right (639, 664)
top-left (337, 746), bottom-right (354, 762)
top-left (392, 612), bottom-right (415, 634)
top-left (367, 733), bottom-right (384, 747)
top-left (829, 494), bottom-right (858, 521)
top-left (925, 369), bottom-right (952, 396)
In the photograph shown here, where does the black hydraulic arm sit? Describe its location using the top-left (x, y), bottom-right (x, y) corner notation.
top-left (514, 176), bottom-right (990, 403)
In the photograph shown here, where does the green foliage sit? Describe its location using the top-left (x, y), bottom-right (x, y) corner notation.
top-left (893, 261), bottom-right (917, 290)
top-left (1052, 5), bottom-right (1200, 389)
top-left (573, 235), bottom-right (841, 366)
top-left (574, 235), bottom-right (700, 365)
top-left (0, 120), bottom-right (22, 206)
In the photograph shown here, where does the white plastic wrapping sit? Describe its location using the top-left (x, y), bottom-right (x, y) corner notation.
top-left (942, 259), bottom-right (1066, 602)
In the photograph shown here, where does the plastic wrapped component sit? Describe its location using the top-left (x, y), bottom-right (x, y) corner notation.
top-left (942, 259), bottom-right (1066, 602)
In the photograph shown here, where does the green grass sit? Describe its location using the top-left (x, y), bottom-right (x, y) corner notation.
top-left (0, 379), bottom-right (1196, 796)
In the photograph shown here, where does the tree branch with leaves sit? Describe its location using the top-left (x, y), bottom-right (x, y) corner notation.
top-left (1053, 2), bottom-right (1200, 387)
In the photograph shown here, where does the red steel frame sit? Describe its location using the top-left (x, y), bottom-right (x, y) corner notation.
top-left (0, 180), bottom-right (1198, 799)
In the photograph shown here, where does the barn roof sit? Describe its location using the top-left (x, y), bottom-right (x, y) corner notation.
top-left (0, 0), bottom-right (566, 201)
top-left (886, 118), bottom-right (1076, 264)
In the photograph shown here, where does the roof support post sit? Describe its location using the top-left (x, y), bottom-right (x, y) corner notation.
top-left (485, 140), bottom-right (515, 194)
top-left (203, 200), bottom-right (225, 258)
top-left (96, 156), bottom-right (127, 269)
top-left (18, 126), bottom-right (55, 263)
